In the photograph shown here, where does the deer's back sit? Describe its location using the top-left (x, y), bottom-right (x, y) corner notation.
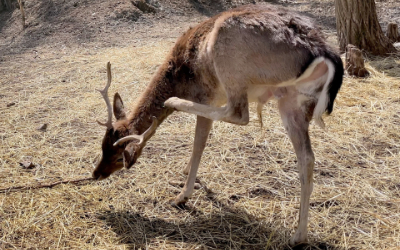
top-left (168, 4), bottom-right (334, 103)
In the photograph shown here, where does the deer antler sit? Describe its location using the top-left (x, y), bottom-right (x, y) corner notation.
top-left (97, 62), bottom-right (113, 129)
top-left (113, 117), bottom-right (158, 147)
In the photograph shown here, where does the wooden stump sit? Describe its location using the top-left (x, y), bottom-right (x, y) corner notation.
top-left (387, 23), bottom-right (399, 43)
top-left (345, 44), bottom-right (369, 77)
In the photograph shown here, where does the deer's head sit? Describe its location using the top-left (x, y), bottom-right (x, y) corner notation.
top-left (93, 63), bottom-right (157, 180)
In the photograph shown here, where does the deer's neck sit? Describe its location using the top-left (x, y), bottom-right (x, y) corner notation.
top-left (127, 62), bottom-right (175, 135)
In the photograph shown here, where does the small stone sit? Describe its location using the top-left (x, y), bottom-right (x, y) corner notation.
top-left (19, 161), bottom-right (35, 169)
top-left (37, 123), bottom-right (48, 131)
top-left (194, 183), bottom-right (201, 189)
top-left (169, 181), bottom-right (184, 188)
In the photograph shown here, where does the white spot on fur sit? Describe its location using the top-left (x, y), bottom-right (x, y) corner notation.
top-left (297, 94), bottom-right (311, 107)
top-left (312, 58), bottom-right (335, 129)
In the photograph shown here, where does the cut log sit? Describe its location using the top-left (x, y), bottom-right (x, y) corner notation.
top-left (387, 23), bottom-right (399, 43)
top-left (345, 44), bottom-right (369, 77)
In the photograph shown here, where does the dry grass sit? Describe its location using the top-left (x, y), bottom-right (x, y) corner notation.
top-left (1, 38), bottom-right (400, 249)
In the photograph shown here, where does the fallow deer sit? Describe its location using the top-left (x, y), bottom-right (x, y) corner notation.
top-left (93, 4), bottom-right (343, 246)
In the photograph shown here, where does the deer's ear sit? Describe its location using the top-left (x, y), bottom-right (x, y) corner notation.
top-left (123, 150), bottom-right (134, 169)
top-left (113, 93), bottom-right (126, 120)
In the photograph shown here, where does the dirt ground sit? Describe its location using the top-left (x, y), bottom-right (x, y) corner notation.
top-left (1, 0), bottom-right (400, 249)
top-left (1, 0), bottom-right (398, 56)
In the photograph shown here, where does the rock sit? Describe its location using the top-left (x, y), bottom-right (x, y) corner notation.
top-left (168, 181), bottom-right (201, 189)
top-left (131, 0), bottom-right (157, 13)
top-left (113, 2), bottom-right (142, 21)
top-left (193, 183), bottom-right (201, 189)
top-left (36, 123), bottom-right (48, 131)
top-left (19, 161), bottom-right (36, 169)
top-left (168, 181), bottom-right (184, 188)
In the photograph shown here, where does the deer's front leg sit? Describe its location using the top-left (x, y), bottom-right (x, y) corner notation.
top-left (164, 96), bottom-right (249, 125)
top-left (278, 97), bottom-right (315, 246)
top-left (172, 116), bottom-right (213, 206)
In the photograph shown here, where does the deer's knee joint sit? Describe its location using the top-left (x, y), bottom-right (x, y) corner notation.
top-left (222, 101), bottom-right (249, 125)
top-left (302, 154), bottom-right (315, 166)
top-left (236, 115), bottom-right (250, 125)
top-left (164, 97), bottom-right (183, 109)
top-left (222, 113), bottom-right (249, 125)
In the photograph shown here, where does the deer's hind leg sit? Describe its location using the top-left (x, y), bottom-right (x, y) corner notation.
top-left (278, 90), bottom-right (316, 246)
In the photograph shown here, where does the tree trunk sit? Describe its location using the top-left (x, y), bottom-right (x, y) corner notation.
top-left (335, 0), bottom-right (396, 56)
top-left (387, 23), bottom-right (399, 43)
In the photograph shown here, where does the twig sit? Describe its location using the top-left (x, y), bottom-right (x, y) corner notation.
top-left (0, 177), bottom-right (94, 193)
top-left (17, 0), bottom-right (26, 29)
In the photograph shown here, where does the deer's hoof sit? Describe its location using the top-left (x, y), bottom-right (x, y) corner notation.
top-left (171, 195), bottom-right (188, 209)
top-left (289, 232), bottom-right (308, 247)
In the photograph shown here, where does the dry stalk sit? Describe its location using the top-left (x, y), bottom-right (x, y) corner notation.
top-left (0, 177), bottom-right (94, 193)
top-left (17, 0), bottom-right (26, 28)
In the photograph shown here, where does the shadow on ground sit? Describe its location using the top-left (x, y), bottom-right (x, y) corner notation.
top-left (0, 9), bottom-right (15, 35)
top-left (186, 0), bottom-right (336, 30)
top-left (98, 192), bottom-right (340, 250)
top-left (288, 1), bottom-right (336, 30)
top-left (369, 55), bottom-right (400, 78)
top-left (187, 0), bottom-right (224, 16)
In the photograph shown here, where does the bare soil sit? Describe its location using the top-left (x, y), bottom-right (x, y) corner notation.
top-left (1, 0), bottom-right (400, 249)
top-left (1, 0), bottom-right (399, 56)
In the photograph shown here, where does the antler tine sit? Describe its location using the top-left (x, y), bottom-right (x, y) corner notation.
top-left (96, 62), bottom-right (113, 129)
top-left (113, 117), bottom-right (158, 147)
top-left (113, 134), bottom-right (144, 147)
